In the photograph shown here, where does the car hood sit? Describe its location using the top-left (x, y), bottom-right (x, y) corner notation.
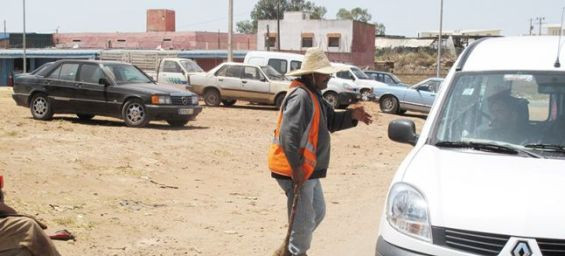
top-left (117, 83), bottom-right (194, 96)
top-left (356, 79), bottom-right (387, 89)
top-left (401, 145), bottom-right (565, 238)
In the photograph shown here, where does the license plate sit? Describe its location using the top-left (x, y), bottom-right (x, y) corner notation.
top-left (178, 108), bottom-right (194, 115)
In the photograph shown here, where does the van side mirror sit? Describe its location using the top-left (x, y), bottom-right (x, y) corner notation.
top-left (388, 119), bottom-right (419, 146)
top-left (99, 78), bottom-right (111, 86)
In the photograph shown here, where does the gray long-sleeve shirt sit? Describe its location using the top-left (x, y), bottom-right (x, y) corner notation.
top-left (272, 80), bottom-right (358, 180)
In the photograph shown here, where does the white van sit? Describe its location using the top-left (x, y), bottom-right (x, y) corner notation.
top-left (376, 36), bottom-right (565, 256)
top-left (244, 51), bottom-right (304, 75)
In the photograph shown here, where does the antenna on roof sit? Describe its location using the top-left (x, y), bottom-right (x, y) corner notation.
top-left (554, 7), bottom-right (565, 68)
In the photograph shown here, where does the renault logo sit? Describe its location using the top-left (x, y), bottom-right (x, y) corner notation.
top-left (512, 241), bottom-right (532, 256)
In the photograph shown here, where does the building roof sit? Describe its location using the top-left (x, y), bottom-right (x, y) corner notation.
top-left (0, 49), bottom-right (100, 59)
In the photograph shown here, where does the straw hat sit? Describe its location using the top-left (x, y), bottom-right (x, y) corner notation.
top-left (287, 47), bottom-right (345, 76)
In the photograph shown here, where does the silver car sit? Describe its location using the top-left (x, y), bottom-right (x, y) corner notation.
top-left (373, 77), bottom-right (443, 114)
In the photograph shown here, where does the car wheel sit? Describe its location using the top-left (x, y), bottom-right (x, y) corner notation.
top-left (166, 119), bottom-right (189, 127)
top-left (77, 114), bottom-right (95, 120)
top-left (360, 89), bottom-right (372, 101)
top-left (380, 96), bottom-right (399, 114)
top-left (222, 99), bottom-right (237, 107)
top-left (122, 99), bottom-right (150, 127)
top-left (275, 93), bottom-right (286, 110)
top-left (30, 93), bottom-right (54, 120)
top-left (203, 89), bottom-right (221, 106)
top-left (323, 92), bottom-right (339, 109)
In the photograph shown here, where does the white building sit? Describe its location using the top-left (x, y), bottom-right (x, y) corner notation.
top-left (543, 24), bottom-right (565, 36)
top-left (419, 29), bottom-right (502, 38)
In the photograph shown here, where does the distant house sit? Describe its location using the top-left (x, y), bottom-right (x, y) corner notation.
top-left (257, 11), bottom-right (375, 68)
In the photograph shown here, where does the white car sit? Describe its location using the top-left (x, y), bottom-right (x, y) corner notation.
top-left (376, 36), bottom-right (565, 256)
top-left (332, 63), bottom-right (388, 100)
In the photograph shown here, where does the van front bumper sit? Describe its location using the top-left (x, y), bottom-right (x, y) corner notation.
top-left (376, 236), bottom-right (431, 256)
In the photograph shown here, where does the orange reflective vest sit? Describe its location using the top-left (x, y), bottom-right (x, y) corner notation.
top-left (268, 80), bottom-right (321, 180)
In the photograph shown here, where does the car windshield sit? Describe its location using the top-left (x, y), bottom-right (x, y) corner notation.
top-left (102, 64), bottom-right (152, 84)
top-left (261, 66), bottom-right (287, 81)
top-left (389, 73), bottom-right (402, 84)
top-left (432, 71), bottom-right (565, 158)
top-left (180, 60), bottom-right (203, 72)
top-left (351, 67), bottom-right (370, 80)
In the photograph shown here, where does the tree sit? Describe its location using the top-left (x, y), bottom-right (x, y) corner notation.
top-left (236, 20), bottom-right (254, 34)
top-left (375, 22), bottom-right (386, 36)
top-left (245, 0), bottom-right (327, 32)
top-left (336, 7), bottom-right (372, 23)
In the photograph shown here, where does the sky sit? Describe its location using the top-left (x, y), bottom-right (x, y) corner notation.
top-left (0, 0), bottom-right (563, 37)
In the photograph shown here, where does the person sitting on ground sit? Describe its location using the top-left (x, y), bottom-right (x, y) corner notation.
top-left (0, 176), bottom-right (61, 256)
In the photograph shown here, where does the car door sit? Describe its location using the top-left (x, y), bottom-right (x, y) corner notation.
top-left (215, 65), bottom-right (244, 98)
top-left (43, 63), bottom-right (80, 112)
top-left (75, 63), bottom-right (111, 115)
top-left (240, 66), bottom-right (270, 101)
top-left (404, 80), bottom-right (438, 112)
top-left (158, 60), bottom-right (185, 85)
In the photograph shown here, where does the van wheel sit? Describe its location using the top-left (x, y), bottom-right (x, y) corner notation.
top-left (203, 89), bottom-right (221, 106)
top-left (380, 96), bottom-right (399, 114)
top-left (30, 93), bottom-right (54, 120)
top-left (222, 99), bottom-right (237, 107)
top-left (275, 93), bottom-right (286, 110)
top-left (323, 92), bottom-right (339, 109)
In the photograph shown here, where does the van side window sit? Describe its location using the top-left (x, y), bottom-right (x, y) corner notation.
top-left (268, 59), bottom-right (288, 75)
top-left (290, 61), bottom-right (302, 72)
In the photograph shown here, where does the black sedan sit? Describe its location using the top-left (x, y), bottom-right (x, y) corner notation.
top-left (12, 60), bottom-right (202, 127)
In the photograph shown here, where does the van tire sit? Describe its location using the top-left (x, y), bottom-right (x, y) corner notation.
top-left (203, 89), bottom-right (221, 106)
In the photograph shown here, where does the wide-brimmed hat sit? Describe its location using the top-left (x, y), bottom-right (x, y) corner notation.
top-left (287, 48), bottom-right (345, 76)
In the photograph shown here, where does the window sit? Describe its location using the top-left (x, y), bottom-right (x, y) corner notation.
top-left (290, 61), bottom-right (302, 72)
top-left (336, 71), bottom-right (354, 80)
top-left (59, 63), bottom-right (80, 81)
top-left (78, 64), bottom-right (106, 84)
top-left (384, 75), bottom-right (395, 84)
top-left (162, 61), bottom-right (182, 73)
top-left (265, 33), bottom-right (277, 48)
top-left (268, 59), bottom-right (288, 75)
top-left (47, 65), bottom-right (62, 79)
top-left (301, 33), bottom-right (314, 48)
top-left (242, 66), bottom-right (263, 80)
top-left (327, 33), bottom-right (341, 47)
top-left (102, 64), bottom-right (151, 84)
top-left (225, 65), bottom-right (244, 78)
top-left (215, 65), bottom-right (229, 76)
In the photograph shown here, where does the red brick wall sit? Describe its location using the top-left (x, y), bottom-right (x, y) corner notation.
top-left (147, 9), bottom-right (176, 32)
top-left (54, 32), bottom-right (256, 50)
top-left (351, 21), bottom-right (376, 68)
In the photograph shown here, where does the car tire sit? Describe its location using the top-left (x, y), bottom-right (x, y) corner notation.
top-left (222, 99), bottom-right (237, 107)
top-left (203, 89), bottom-right (221, 106)
top-left (77, 114), bottom-right (95, 120)
top-left (122, 99), bottom-right (150, 127)
top-left (275, 93), bottom-right (286, 110)
top-left (380, 96), bottom-right (399, 114)
top-left (323, 92), bottom-right (339, 109)
top-left (360, 89), bottom-right (372, 101)
top-left (167, 119), bottom-right (189, 127)
top-left (30, 93), bottom-right (54, 120)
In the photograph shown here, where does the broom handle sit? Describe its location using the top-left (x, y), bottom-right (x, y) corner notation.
top-left (283, 184), bottom-right (301, 251)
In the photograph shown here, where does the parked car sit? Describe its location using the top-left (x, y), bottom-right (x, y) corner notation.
top-left (376, 36), bottom-right (565, 256)
top-left (11, 60), bottom-right (202, 127)
top-left (363, 70), bottom-right (409, 87)
top-left (322, 79), bottom-right (361, 109)
top-left (373, 77), bottom-right (443, 114)
top-left (332, 63), bottom-right (388, 100)
top-left (145, 58), bottom-right (204, 88)
top-left (189, 62), bottom-right (291, 108)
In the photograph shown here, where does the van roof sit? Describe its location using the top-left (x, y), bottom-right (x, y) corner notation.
top-left (462, 36), bottom-right (565, 72)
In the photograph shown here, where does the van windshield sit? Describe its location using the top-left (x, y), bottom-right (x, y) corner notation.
top-left (261, 66), bottom-right (287, 81)
top-left (432, 71), bottom-right (565, 158)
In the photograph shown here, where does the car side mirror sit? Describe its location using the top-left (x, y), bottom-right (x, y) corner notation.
top-left (388, 119), bottom-right (419, 146)
top-left (99, 78), bottom-right (111, 86)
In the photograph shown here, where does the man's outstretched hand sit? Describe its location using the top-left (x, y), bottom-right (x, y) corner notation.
top-left (351, 105), bottom-right (373, 125)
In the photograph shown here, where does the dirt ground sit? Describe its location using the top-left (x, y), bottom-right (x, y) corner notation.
top-left (0, 87), bottom-right (426, 256)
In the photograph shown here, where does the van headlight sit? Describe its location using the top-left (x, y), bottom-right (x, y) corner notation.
top-left (386, 183), bottom-right (432, 242)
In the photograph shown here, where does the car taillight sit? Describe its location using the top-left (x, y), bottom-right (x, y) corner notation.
top-left (0, 176), bottom-right (4, 189)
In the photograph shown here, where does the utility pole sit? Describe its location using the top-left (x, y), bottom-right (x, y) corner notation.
top-left (529, 18), bottom-right (533, 35)
top-left (3, 20), bottom-right (6, 37)
top-left (276, 0), bottom-right (281, 51)
top-left (266, 25), bottom-right (271, 51)
top-left (23, 0), bottom-right (27, 73)
top-left (536, 17), bottom-right (546, 36)
top-left (436, 0), bottom-right (444, 78)
top-left (227, 0), bottom-right (233, 62)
